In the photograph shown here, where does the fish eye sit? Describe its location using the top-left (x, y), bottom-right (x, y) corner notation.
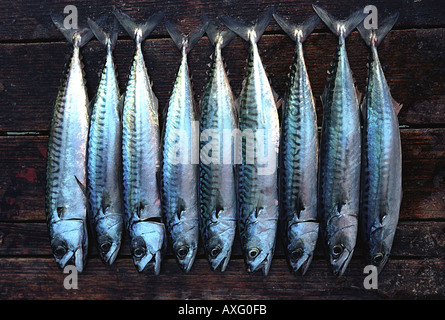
top-left (290, 248), bottom-right (303, 261)
top-left (247, 248), bottom-right (260, 260)
top-left (176, 246), bottom-right (189, 260)
top-left (100, 241), bottom-right (112, 254)
top-left (332, 244), bottom-right (344, 259)
top-left (133, 247), bottom-right (146, 258)
top-left (210, 246), bottom-right (222, 258)
top-left (53, 245), bottom-right (67, 259)
top-left (373, 253), bottom-right (384, 264)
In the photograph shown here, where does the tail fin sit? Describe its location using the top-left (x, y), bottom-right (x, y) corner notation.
top-left (202, 15), bottom-right (236, 49)
top-left (51, 12), bottom-right (93, 47)
top-left (113, 8), bottom-right (165, 44)
top-left (87, 16), bottom-right (119, 50)
top-left (357, 12), bottom-right (399, 47)
top-left (165, 19), bottom-right (209, 54)
top-left (312, 5), bottom-right (368, 39)
top-left (219, 6), bottom-right (274, 43)
top-left (273, 13), bottom-right (320, 43)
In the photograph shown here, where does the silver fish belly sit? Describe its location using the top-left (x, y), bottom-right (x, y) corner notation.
top-left (162, 51), bottom-right (200, 273)
top-left (318, 36), bottom-right (361, 277)
top-left (237, 41), bottom-right (280, 276)
top-left (278, 39), bottom-right (319, 275)
top-left (46, 34), bottom-right (90, 272)
top-left (87, 41), bottom-right (123, 266)
top-left (115, 9), bottom-right (166, 274)
top-left (360, 28), bottom-right (402, 273)
top-left (314, 5), bottom-right (367, 277)
top-left (123, 42), bottom-right (164, 274)
top-left (199, 35), bottom-right (237, 272)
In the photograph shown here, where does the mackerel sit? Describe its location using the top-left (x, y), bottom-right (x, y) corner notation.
top-left (162, 20), bottom-right (208, 272)
top-left (114, 9), bottom-right (166, 274)
top-left (313, 5), bottom-right (367, 277)
top-left (199, 18), bottom-right (237, 272)
top-left (86, 17), bottom-right (123, 265)
top-left (357, 13), bottom-right (402, 273)
top-left (220, 7), bottom-right (280, 276)
top-left (273, 12), bottom-right (320, 275)
top-left (46, 14), bottom-right (93, 272)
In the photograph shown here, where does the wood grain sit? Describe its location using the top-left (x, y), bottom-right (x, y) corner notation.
top-left (0, 258), bottom-right (443, 300)
top-left (0, 29), bottom-right (444, 132)
top-left (0, 0), bottom-right (444, 301)
top-left (0, 0), bottom-right (443, 42)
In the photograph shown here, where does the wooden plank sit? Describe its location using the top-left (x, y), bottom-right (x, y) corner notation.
top-left (0, 0), bottom-right (443, 42)
top-left (0, 257), bottom-right (443, 300)
top-left (1, 129), bottom-right (443, 221)
top-left (1, 221), bottom-right (443, 260)
top-left (1, 29), bottom-right (444, 132)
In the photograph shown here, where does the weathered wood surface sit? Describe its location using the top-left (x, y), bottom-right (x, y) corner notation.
top-left (0, 0), bottom-right (444, 301)
top-left (1, 29), bottom-right (444, 131)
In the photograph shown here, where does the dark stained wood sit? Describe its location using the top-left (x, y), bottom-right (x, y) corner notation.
top-left (0, 0), bottom-right (443, 42)
top-left (0, 0), bottom-right (444, 301)
top-left (0, 258), bottom-right (443, 300)
top-left (0, 29), bottom-right (444, 132)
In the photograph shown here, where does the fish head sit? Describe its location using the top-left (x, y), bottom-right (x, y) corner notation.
top-left (130, 221), bottom-right (165, 275)
top-left (173, 236), bottom-right (198, 273)
top-left (244, 235), bottom-right (275, 276)
top-left (287, 221), bottom-right (319, 275)
top-left (50, 219), bottom-right (87, 272)
top-left (326, 214), bottom-right (357, 277)
top-left (94, 213), bottom-right (123, 265)
top-left (202, 219), bottom-right (236, 272)
top-left (367, 215), bottom-right (399, 273)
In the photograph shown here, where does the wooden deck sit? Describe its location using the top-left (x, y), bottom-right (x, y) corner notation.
top-left (0, 0), bottom-right (444, 300)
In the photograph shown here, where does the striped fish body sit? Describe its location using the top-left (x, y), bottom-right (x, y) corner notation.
top-left (360, 42), bottom-right (402, 273)
top-left (122, 41), bottom-right (165, 274)
top-left (162, 50), bottom-right (200, 272)
top-left (318, 34), bottom-right (362, 277)
top-left (279, 40), bottom-right (319, 275)
top-left (200, 38), bottom-right (237, 272)
top-left (87, 42), bottom-right (123, 266)
top-left (237, 39), bottom-right (280, 276)
top-left (46, 34), bottom-right (90, 272)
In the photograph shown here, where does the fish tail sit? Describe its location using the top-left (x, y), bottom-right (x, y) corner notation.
top-left (202, 15), bottom-right (236, 49)
top-left (113, 8), bottom-right (165, 44)
top-left (273, 13), bottom-right (320, 43)
top-left (312, 5), bottom-right (368, 39)
top-left (219, 6), bottom-right (274, 44)
top-left (87, 15), bottom-right (119, 50)
top-left (165, 18), bottom-right (209, 54)
top-left (357, 12), bottom-right (399, 47)
top-left (50, 12), bottom-right (93, 47)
